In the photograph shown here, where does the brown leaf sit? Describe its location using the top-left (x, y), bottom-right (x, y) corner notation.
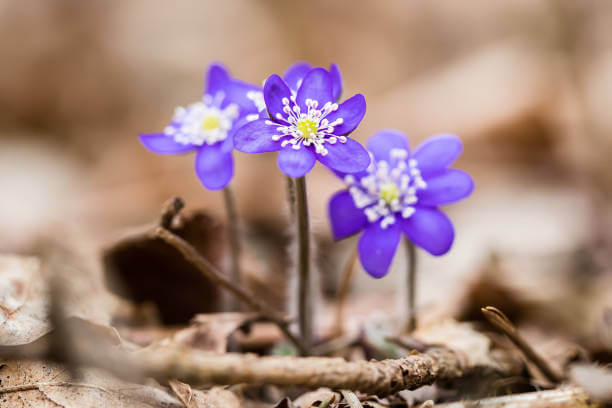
top-left (162, 313), bottom-right (254, 354)
top-left (0, 359), bottom-right (182, 407)
top-left (169, 380), bottom-right (241, 408)
top-left (0, 255), bottom-right (49, 346)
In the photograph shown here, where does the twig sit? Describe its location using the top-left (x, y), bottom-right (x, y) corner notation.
top-left (332, 247), bottom-right (359, 337)
top-left (223, 186), bottom-right (242, 310)
top-left (405, 240), bottom-right (417, 333)
top-left (153, 226), bottom-right (307, 355)
top-left (294, 176), bottom-right (313, 354)
top-left (481, 306), bottom-right (563, 383)
top-left (437, 386), bottom-right (595, 407)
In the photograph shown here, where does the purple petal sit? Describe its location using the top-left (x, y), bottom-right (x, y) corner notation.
top-left (366, 129), bottom-right (410, 162)
top-left (233, 118), bottom-right (282, 153)
top-left (195, 145), bottom-right (234, 190)
top-left (328, 190), bottom-right (368, 240)
top-left (358, 221), bottom-right (401, 278)
top-left (205, 63), bottom-right (230, 96)
top-left (139, 133), bottom-right (195, 154)
top-left (418, 169), bottom-right (474, 206)
top-left (296, 68), bottom-right (333, 110)
top-left (222, 79), bottom-right (261, 114)
top-left (324, 94), bottom-right (366, 135)
top-left (318, 138), bottom-right (370, 174)
top-left (329, 63), bottom-right (342, 101)
top-left (283, 61), bottom-right (311, 91)
top-left (263, 74), bottom-right (292, 121)
top-left (412, 134), bottom-right (463, 176)
top-left (277, 147), bottom-right (316, 178)
top-left (399, 207), bottom-right (454, 256)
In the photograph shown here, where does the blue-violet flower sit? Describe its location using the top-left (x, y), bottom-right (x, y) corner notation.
top-left (233, 66), bottom-right (370, 178)
top-left (139, 63), bottom-right (259, 190)
top-left (328, 130), bottom-right (474, 278)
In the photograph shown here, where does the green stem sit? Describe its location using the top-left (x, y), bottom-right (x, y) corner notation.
top-left (223, 185), bottom-right (241, 310)
top-left (405, 239), bottom-right (417, 333)
top-left (294, 176), bottom-right (312, 353)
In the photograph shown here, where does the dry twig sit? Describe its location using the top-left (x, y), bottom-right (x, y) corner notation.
top-left (481, 306), bottom-right (563, 383)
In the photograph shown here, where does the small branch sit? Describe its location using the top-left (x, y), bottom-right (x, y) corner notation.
top-left (481, 306), bottom-right (563, 383)
top-left (404, 240), bottom-right (417, 333)
top-left (223, 186), bottom-right (242, 309)
top-left (332, 247), bottom-right (359, 337)
top-left (294, 176), bottom-right (313, 354)
top-left (153, 226), bottom-right (307, 355)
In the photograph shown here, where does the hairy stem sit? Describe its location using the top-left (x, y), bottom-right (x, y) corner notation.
top-left (294, 176), bottom-right (312, 354)
top-left (333, 247), bottom-right (359, 337)
top-left (405, 239), bottom-right (417, 333)
top-left (223, 185), bottom-right (242, 310)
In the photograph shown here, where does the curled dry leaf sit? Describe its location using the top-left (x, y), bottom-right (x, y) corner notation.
top-left (0, 360), bottom-right (182, 407)
top-left (171, 313), bottom-right (255, 354)
top-left (169, 379), bottom-right (241, 408)
top-left (0, 256), bottom-right (49, 346)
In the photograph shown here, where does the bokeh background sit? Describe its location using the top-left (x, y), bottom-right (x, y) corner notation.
top-left (2, 1), bottom-right (612, 339)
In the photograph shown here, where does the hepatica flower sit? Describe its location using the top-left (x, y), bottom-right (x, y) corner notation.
top-left (139, 63), bottom-right (259, 190)
top-left (328, 130), bottom-right (474, 278)
top-left (233, 66), bottom-right (370, 178)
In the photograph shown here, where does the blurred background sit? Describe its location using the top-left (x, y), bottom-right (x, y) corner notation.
top-left (1, 1), bottom-right (611, 347)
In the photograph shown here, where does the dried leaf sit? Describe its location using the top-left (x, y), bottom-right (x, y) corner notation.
top-left (340, 390), bottom-right (363, 408)
top-left (0, 360), bottom-right (182, 407)
top-left (273, 397), bottom-right (295, 408)
top-left (0, 256), bottom-right (48, 346)
top-left (169, 380), bottom-right (241, 408)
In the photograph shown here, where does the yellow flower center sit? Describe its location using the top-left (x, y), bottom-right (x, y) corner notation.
top-left (296, 119), bottom-right (318, 139)
top-left (380, 181), bottom-right (400, 204)
top-left (202, 115), bottom-right (220, 131)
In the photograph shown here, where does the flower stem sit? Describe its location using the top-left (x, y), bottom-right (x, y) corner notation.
top-left (332, 247), bottom-right (358, 337)
top-left (223, 185), bottom-right (241, 310)
top-left (286, 175), bottom-right (296, 217)
top-left (294, 176), bottom-right (312, 353)
top-left (405, 239), bottom-right (417, 333)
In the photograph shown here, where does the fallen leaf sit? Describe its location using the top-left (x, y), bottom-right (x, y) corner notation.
top-left (0, 255), bottom-right (49, 346)
top-left (0, 359), bottom-right (182, 407)
top-left (570, 363), bottom-right (612, 404)
top-left (293, 388), bottom-right (340, 408)
top-left (169, 379), bottom-right (241, 408)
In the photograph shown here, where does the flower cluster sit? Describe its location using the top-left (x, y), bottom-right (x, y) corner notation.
top-left (328, 130), bottom-right (473, 278)
top-left (140, 62), bottom-right (473, 279)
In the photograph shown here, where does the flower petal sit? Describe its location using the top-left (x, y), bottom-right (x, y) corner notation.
top-left (222, 79), bottom-right (261, 114)
top-left (205, 63), bottom-right (230, 96)
top-left (139, 133), bottom-right (195, 154)
top-left (318, 138), bottom-right (370, 174)
top-left (194, 145), bottom-right (234, 190)
top-left (399, 207), bottom-right (454, 256)
top-left (296, 68), bottom-right (333, 110)
top-left (263, 74), bottom-right (292, 122)
top-left (366, 129), bottom-right (410, 162)
top-left (358, 221), bottom-right (401, 278)
top-left (329, 63), bottom-right (342, 101)
top-left (283, 61), bottom-right (311, 91)
top-left (324, 94), bottom-right (366, 135)
top-left (328, 190), bottom-right (368, 240)
top-left (233, 118), bottom-right (282, 153)
top-left (418, 169), bottom-right (474, 206)
top-left (412, 133), bottom-right (463, 176)
top-left (277, 147), bottom-right (316, 178)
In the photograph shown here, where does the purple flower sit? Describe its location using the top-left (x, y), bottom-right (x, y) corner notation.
top-left (328, 130), bottom-right (474, 278)
top-left (233, 66), bottom-right (370, 178)
top-left (139, 63), bottom-right (260, 190)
